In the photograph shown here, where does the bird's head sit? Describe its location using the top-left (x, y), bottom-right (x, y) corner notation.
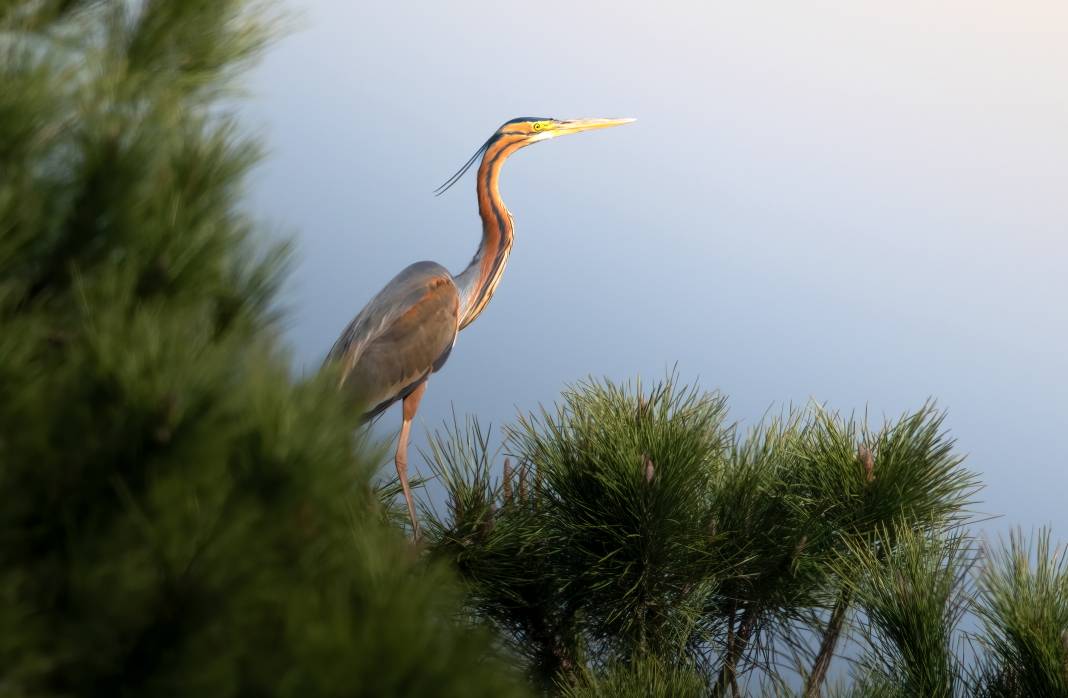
top-left (498, 116), bottom-right (637, 143)
top-left (435, 116), bottom-right (635, 195)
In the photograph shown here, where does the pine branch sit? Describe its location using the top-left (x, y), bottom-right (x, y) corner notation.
top-left (713, 605), bottom-right (759, 697)
top-left (804, 588), bottom-right (851, 697)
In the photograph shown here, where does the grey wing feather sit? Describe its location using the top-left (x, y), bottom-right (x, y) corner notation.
top-left (327, 261), bottom-right (460, 417)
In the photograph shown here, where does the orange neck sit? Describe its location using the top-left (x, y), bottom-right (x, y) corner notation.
top-left (456, 134), bottom-right (524, 329)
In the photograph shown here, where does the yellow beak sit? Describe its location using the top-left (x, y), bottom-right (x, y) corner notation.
top-left (552, 117), bottom-right (636, 136)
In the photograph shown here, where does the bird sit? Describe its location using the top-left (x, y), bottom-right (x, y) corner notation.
top-left (325, 116), bottom-right (635, 540)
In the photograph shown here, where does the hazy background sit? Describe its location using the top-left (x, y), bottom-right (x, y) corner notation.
top-left (244, 1), bottom-right (1067, 535)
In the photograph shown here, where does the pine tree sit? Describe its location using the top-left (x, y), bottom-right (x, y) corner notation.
top-left (0, 2), bottom-right (528, 695)
top-left (425, 376), bottom-right (1068, 697)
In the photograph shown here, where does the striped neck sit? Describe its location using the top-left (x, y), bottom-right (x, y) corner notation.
top-left (455, 134), bottom-right (523, 329)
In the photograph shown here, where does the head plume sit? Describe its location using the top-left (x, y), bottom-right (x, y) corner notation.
top-left (434, 136), bottom-right (493, 196)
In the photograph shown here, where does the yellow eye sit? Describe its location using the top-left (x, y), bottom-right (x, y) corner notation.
top-left (532, 122), bottom-right (544, 131)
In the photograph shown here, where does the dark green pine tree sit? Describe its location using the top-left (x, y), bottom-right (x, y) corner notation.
top-left (424, 376), bottom-right (1068, 697)
top-left (0, 2), bottom-right (528, 696)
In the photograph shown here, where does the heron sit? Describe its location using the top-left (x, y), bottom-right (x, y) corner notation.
top-left (326, 116), bottom-right (635, 539)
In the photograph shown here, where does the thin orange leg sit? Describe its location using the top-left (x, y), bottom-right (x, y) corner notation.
top-left (396, 380), bottom-right (428, 541)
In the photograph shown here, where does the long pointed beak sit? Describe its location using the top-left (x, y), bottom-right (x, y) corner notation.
top-left (553, 117), bottom-right (636, 136)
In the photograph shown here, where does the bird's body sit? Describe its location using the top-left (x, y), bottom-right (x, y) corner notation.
top-left (329, 261), bottom-right (459, 420)
top-left (327, 117), bottom-right (634, 539)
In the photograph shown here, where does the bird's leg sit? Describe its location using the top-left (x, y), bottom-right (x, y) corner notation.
top-left (397, 380), bottom-right (428, 542)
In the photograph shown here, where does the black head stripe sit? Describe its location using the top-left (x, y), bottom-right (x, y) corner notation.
top-left (503, 116), bottom-right (554, 126)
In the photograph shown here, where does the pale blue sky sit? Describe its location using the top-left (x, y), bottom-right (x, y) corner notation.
top-left (245, 1), bottom-right (1068, 535)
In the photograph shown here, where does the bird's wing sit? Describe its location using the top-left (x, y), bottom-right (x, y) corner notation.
top-left (327, 261), bottom-right (460, 416)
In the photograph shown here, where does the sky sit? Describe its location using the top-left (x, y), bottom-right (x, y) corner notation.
top-left (243, 1), bottom-right (1068, 538)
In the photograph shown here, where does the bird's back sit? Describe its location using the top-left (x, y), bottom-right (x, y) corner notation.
top-left (327, 261), bottom-right (460, 419)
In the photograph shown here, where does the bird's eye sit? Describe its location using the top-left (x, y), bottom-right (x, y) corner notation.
top-left (532, 122), bottom-right (544, 131)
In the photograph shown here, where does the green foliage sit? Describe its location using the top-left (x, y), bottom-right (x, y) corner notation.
top-left (424, 376), bottom-right (990, 694)
top-left (789, 405), bottom-right (974, 540)
top-left (423, 378), bottom-right (734, 689)
top-left (562, 656), bottom-right (708, 698)
top-left (0, 2), bottom-right (528, 696)
top-left (834, 527), bottom-right (974, 697)
top-left (513, 378), bottom-right (730, 658)
top-left (830, 527), bottom-right (1068, 698)
top-left (973, 529), bottom-right (1068, 697)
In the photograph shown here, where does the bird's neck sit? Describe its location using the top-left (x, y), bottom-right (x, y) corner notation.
top-left (455, 135), bottom-right (522, 329)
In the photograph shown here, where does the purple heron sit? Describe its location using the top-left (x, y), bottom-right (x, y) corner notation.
top-left (326, 117), bottom-right (635, 539)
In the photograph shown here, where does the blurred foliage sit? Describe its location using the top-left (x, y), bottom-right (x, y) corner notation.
top-left (0, 1), bottom-right (528, 696)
